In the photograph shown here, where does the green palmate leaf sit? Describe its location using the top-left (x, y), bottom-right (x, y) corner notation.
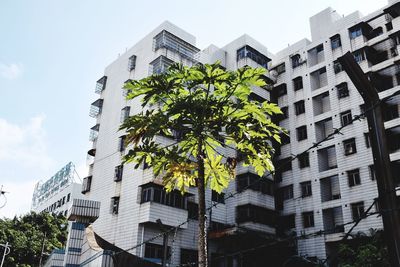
top-left (119, 62), bottom-right (285, 264)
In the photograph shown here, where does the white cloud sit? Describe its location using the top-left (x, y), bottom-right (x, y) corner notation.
top-left (0, 180), bottom-right (37, 219)
top-left (0, 116), bottom-right (56, 218)
top-left (0, 115), bottom-right (54, 169)
top-left (0, 62), bottom-right (23, 80)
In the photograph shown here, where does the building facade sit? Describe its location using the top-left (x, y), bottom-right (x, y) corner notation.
top-left (31, 162), bottom-right (83, 217)
top-left (81, 0), bottom-right (400, 266)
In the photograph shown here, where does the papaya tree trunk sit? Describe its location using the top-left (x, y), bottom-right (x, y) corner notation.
top-left (197, 144), bottom-right (208, 267)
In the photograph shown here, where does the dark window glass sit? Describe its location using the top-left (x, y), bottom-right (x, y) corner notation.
top-left (300, 181), bottom-right (312, 197)
top-left (302, 211), bottom-right (315, 228)
top-left (341, 110), bottom-right (353, 126)
top-left (293, 76), bottom-right (303, 91)
top-left (295, 100), bottom-right (305, 115)
top-left (337, 82), bottom-right (349, 98)
top-left (211, 191), bottom-right (225, 204)
top-left (343, 138), bottom-right (357, 155)
top-left (296, 125), bottom-right (308, 141)
top-left (351, 202), bottom-right (365, 220)
top-left (114, 165), bottom-right (123, 181)
top-left (333, 61), bottom-right (343, 74)
top-left (298, 152), bottom-right (310, 169)
top-left (348, 169), bottom-right (361, 187)
top-left (110, 196), bottom-right (120, 214)
top-left (331, 35), bottom-right (342, 49)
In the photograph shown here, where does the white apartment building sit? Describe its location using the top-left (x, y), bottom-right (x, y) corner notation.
top-left (80, 1), bottom-right (400, 266)
top-left (31, 162), bottom-right (83, 216)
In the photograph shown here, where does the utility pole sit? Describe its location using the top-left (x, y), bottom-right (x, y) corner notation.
top-left (156, 219), bottom-right (169, 267)
top-left (0, 242), bottom-right (10, 267)
top-left (38, 232), bottom-right (47, 267)
top-left (338, 52), bottom-right (400, 267)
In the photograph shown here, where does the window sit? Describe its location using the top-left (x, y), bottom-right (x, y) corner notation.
top-left (274, 63), bottom-right (286, 74)
top-left (118, 135), bottom-right (126, 152)
top-left (293, 76), bottom-right (303, 91)
top-left (120, 106), bottom-right (130, 123)
top-left (62, 196), bottom-right (66, 205)
top-left (348, 169), bottom-right (361, 187)
top-left (82, 176), bottom-right (92, 194)
top-left (140, 183), bottom-right (187, 209)
top-left (236, 172), bottom-right (274, 195)
top-left (351, 202), bottom-right (365, 220)
top-left (275, 83), bottom-right (287, 97)
top-left (330, 34), bottom-right (342, 49)
top-left (145, 243), bottom-right (170, 261)
top-left (341, 110), bottom-right (353, 126)
top-left (282, 185), bottom-right (294, 200)
top-left (301, 181), bottom-right (312, 197)
top-left (349, 26), bottom-right (363, 39)
top-left (95, 76), bottom-right (107, 94)
top-left (302, 211), bottom-right (315, 228)
top-left (67, 193), bottom-right (71, 202)
top-left (298, 152), bottom-right (310, 169)
top-left (386, 22), bottom-right (393, 31)
top-left (128, 55), bottom-right (137, 71)
top-left (236, 204), bottom-right (276, 226)
top-left (277, 157), bottom-right (292, 172)
top-left (337, 82), bottom-right (349, 98)
top-left (281, 106), bottom-right (289, 119)
top-left (353, 49), bottom-right (366, 63)
top-left (291, 54), bottom-right (302, 68)
top-left (295, 100), bottom-right (305, 115)
top-left (296, 126), bottom-right (308, 141)
top-left (369, 165), bottom-right (376, 181)
top-left (150, 55), bottom-right (174, 74)
top-left (181, 249), bottom-right (198, 266)
top-left (187, 202), bottom-right (198, 219)
top-left (343, 138), bottom-right (357, 155)
top-left (333, 61), bottom-right (343, 74)
top-left (211, 191), bottom-right (225, 204)
top-left (153, 30), bottom-right (199, 60)
top-left (237, 45), bottom-right (271, 68)
top-left (114, 165), bottom-right (123, 182)
top-left (364, 133), bottom-right (370, 148)
top-left (110, 196), bottom-right (120, 214)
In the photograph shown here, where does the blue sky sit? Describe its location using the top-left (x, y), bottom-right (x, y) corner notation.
top-left (0, 0), bottom-right (388, 218)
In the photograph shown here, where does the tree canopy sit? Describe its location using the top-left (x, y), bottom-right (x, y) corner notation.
top-left (121, 62), bottom-right (284, 267)
top-left (122, 62), bottom-right (283, 193)
top-left (0, 212), bottom-right (68, 267)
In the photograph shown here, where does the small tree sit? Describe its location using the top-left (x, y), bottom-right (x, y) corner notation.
top-left (0, 212), bottom-right (67, 266)
top-left (122, 62), bottom-right (283, 267)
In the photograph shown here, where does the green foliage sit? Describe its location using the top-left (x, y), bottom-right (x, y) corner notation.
top-left (0, 212), bottom-right (68, 267)
top-left (337, 229), bottom-right (389, 267)
top-left (121, 62), bottom-right (284, 193)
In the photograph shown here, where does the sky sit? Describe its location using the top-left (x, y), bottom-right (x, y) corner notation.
top-left (0, 0), bottom-right (388, 218)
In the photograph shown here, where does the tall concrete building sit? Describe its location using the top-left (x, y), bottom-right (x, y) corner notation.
top-left (81, 1), bottom-right (400, 266)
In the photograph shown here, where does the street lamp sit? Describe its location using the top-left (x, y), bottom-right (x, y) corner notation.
top-left (0, 242), bottom-right (11, 267)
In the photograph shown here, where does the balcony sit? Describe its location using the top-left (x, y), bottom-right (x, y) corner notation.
top-left (320, 175), bottom-right (341, 202)
top-left (89, 124), bottom-right (99, 142)
top-left (322, 206), bottom-right (344, 234)
top-left (237, 45), bottom-right (271, 69)
top-left (95, 76), bottom-right (107, 94)
top-left (365, 46), bottom-right (388, 66)
top-left (315, 118), bottom-right (333, 143)
top-left (310, 67), bottom-right (327, 91)
top-left (312, 91), bottom-right (330, 116)
top-left (307, 44), bottom-right (324, 67)
top-left (89, 99), bottom-right (103, 118)
top-left (317, 145), bottom-right (337, 172)
top-left (153, 30), bottom-right (200, 61)
top-left (149, 55), bottom-right (174, 75)
top-left (236, 204), bottom-right (276, 234)
top-left (138, 201), bottom-right (188, 229)
top-left (384, 2), bottom-right (400, 19)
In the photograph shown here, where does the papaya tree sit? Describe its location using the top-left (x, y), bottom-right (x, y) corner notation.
top-left (121, 62), bottom-right (283, 267)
